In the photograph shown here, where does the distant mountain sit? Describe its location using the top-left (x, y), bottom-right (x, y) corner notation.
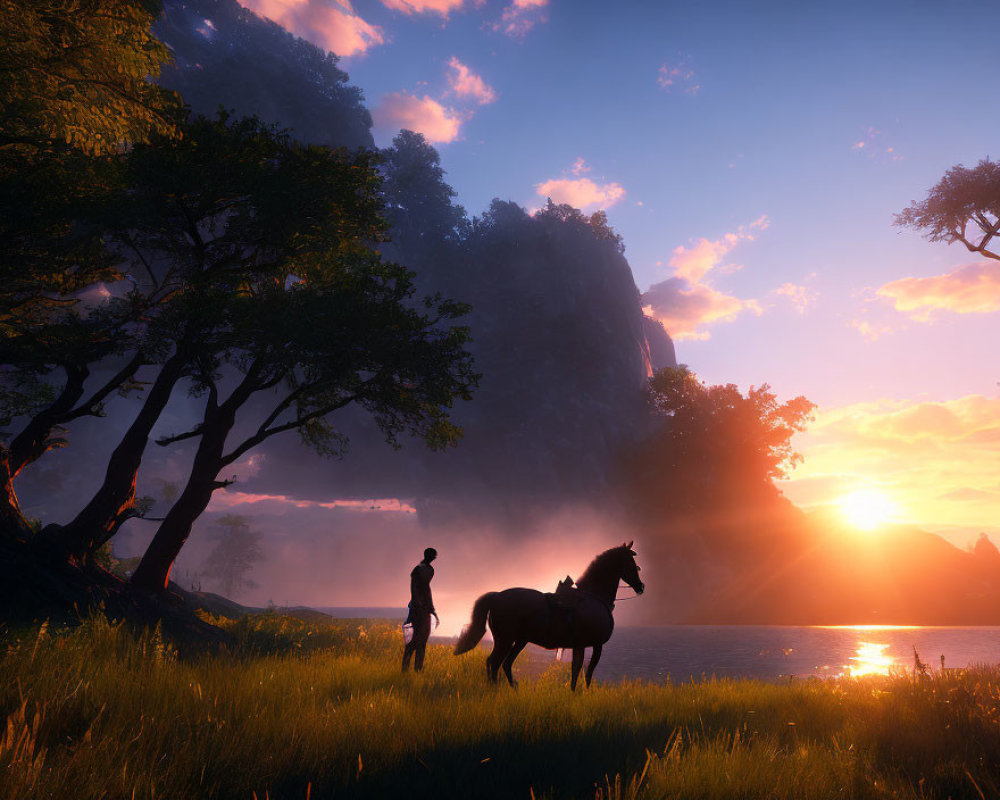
top-left (157, 0), bottom-right (373, 149)
top-left (636, 501), bottom-right (1000, 625)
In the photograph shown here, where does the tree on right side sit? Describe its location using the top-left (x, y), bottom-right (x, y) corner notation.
top-left (895, 158), bottom-right (1000, 261)
top-left (622, 365), bottom-right (814, 563)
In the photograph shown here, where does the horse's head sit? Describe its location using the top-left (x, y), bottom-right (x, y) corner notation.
top-left (618, 540), bottom-right (644, 596)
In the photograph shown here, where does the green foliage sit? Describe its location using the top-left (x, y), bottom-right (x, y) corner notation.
top-left (0, 0), bottom-right (180, 158)
top-left (895, 158), bottom-right (1000, 261)
top-left (0, 0), bottom-right (182, 531)
top-left (3, 615), bottom-right (1000, 799)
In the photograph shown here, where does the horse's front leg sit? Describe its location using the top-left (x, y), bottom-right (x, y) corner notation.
top-left (585, 643), bottom-right (603, 688)
top-left (570, 647), bottom-right (585, 691)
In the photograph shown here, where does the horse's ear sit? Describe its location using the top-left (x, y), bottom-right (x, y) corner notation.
top-left (626, 540), bottom-right (633, 549)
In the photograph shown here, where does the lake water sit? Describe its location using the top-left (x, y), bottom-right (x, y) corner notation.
top-left (314, 608), bottom-right (1000, 684)
top-left (544, 626), bottom-right (1000, 684)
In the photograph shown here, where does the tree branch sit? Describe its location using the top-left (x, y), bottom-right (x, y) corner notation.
top-left (64, 352), bottom-right (145, 422)
top-left (219, 394), bottom-right (356, 468)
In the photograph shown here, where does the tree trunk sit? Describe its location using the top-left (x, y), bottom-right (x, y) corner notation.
top-left (131, 403), bottom-right (237, 592)
top-left (0, 466), bottom-right (32, 542)
top-left (0, 364), bottom-right (89, 541)
top-left (43, 350), bottom-right (189, 560)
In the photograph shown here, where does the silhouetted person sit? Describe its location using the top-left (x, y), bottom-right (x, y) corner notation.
top-left (402, 547), bottom-right (438, 671)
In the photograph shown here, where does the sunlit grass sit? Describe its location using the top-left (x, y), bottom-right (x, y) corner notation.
top-left (3, 614), bottom-right (1000, 799)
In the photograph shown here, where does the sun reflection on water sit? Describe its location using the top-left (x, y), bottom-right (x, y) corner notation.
top-left (847, 641), bottom-right (898, 677)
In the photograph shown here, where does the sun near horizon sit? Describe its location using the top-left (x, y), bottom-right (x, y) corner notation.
top-left (837, 488), bottom-right (900, 532)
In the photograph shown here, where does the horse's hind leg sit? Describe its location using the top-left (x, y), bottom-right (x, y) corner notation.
top-left (501, 640), bottom-right (528, 688)
top-left (585, 643), bottom-right (603, 688)
top-left (570, 647), bottom-right (585, 691)
top-left (486, 638), bottom-right (511, 684)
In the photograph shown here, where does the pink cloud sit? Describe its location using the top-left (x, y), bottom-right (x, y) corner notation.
top-left (495, 0), bottom-right (548, 38)
top-left (658, 58), bottom-right (699, 95)
top-left (850, 319), bottom-right (894, 341)
top-left (642, 279), bottom-right (761, 341)
top-left (668, 215), bottom-right (769, 283)
top-left (571, 157), bottom-right (590, 176)
top-left (237, 0), bottom-right (385, 57)
top-left (381, 0), bottom-right (465, 15)
top-left (534, 176), bottom-right (625, 212)
top-left (209, 490), bottom-right (416, 513)
top-left (641, 216), bottom-right (771, 340)
top-left (372, 92), bottom-right (464, 143)
top-left (773, 282), bottom-right (817, 314)
top-left (877, 262), bottom-right (1000, 319)
top-left (445, 56), bottom-right (497, 105)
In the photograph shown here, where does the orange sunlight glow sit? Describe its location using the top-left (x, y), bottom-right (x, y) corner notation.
top-left (838, 488), bottom-right (899, 531)
top-left (847, 641), bottom-right (897, 677)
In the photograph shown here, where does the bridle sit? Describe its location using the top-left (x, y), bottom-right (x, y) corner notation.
top-left (615, 583), bottom-right (642, 601)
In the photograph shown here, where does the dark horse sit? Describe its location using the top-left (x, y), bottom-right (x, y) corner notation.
top-left (453, 542), bottom-right (644, 690)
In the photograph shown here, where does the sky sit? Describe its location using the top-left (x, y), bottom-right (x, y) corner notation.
top-left (182, 0), bottom-right (1000, 578)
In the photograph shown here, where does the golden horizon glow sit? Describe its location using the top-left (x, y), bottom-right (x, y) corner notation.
top-left (838, 488), bottom-right (899, 531)
top-left (818, 625), bottom-right (920, 631)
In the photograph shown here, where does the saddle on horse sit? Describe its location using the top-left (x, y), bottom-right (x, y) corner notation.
top-left (546, 575), bottom-right (582, 640)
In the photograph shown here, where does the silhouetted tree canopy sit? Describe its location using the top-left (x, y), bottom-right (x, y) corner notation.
top-left (626, 366), bottom-right (814, 518)
top-left (380, 130), bottom-right (468, 265)
top-left (0, 0), bottom-right (181, 541)
top-left (12, 113), bottom-right (475, 583)
top-left (896, 158), bottom-right (1000, 262)
top-left (156, 0), bottom-right (373, 149)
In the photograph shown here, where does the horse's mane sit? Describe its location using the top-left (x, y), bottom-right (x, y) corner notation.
top-left (576, 545), bottom-right (628, 588)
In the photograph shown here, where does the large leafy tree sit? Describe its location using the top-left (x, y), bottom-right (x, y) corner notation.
top-left (0, 0), bottom-right (180, 327)
top-left (23, 113), bottom-right (475, 589)
top-left (0, 0), bottom-right (181, 542)
top-left (620, 366), bottom-right (814, 620)
top-left (895, 158), bottom-right (1000, 262)
top-left (36, 112), bottom-right (402, 560)
top-left (0, 0), bottom-right (179, 159)
top-left (625, 366), bottom-right (814, 523)
top-left (132, 249), bottom-right (474, 591)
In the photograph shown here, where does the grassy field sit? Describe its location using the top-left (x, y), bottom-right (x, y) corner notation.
top-left (3, 614), bottom-right (1000, 799)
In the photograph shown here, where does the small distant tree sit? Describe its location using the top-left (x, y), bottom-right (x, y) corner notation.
top-left (199, 514), bottom-right (263, 599)
top-left (895, 158), bottom-right (1000, 262)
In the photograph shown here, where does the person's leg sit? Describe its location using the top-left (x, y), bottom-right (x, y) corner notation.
top-left (413, 614), bottom-right (431, 671)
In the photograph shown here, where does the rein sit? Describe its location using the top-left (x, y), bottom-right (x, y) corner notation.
top-left (615, 583), bottom-right (642, 601)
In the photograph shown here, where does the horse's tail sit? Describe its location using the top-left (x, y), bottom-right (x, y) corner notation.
top-left (454, 591), bottom-right (498, 655)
